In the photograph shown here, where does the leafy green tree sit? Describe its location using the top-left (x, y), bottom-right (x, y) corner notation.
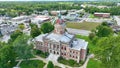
top-left (18, 23), bottom-right (25, 30)
top-left (30, 25), bottom-right (41, 38)
top-left (89, 32), bottom-right (96, 40)
top-left (101, 21), bottom-right (108, 26)
top-left (41, 22), bottom-right (54, 34)
top-left (96, 25), bottom-right (113, 37)
top-left (0, 45), bottom-right (16, 68)
top-left (10, 30), bottom-right (23, 41)
top-left (47, 61), bottom-right (54, 68)
top-left (95, 36), bottom-right (120, 68)
top-left (13, 34), bottom-right (33, 60)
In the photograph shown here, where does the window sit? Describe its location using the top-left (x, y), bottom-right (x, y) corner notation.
top-left (73, 51), bottom-right (74, 53)
top-left (54, 44), bottom-right (56, 48)
top-left (57, 45), bottom-right (59, 49)
top-left (57, 52), bottom-right (59, 55)
top-left (76, 52), bottom-right (78, 54)
top-left (64, 47), bottom-right (66, 50)
top-left (76, 56), bottom-right (77, 59)
top-left (61, 46), bottom-right (63, 49)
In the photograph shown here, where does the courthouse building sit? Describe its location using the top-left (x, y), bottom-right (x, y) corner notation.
top-left (33, 13), bottom-right (88, 63)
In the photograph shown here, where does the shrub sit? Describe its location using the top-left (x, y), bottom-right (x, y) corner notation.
top-left (47, 61), bottom-right (54, 68)
top-left (35, 50), bottom-right (49, 58)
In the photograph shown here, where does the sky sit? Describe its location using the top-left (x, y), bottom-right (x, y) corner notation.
top-left (0, 0), bottom-right (97, 1)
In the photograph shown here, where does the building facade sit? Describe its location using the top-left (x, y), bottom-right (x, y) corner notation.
top-left (94, 12), bottom-right (110, 18)
top-left (33, 13), bottom-right (88, 63)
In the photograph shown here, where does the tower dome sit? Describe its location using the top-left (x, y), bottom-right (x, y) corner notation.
top-left (54, 12), bottom-right (66, 34)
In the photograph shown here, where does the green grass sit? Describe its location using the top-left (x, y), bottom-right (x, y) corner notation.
top-left (89, 14), bottom-right (100, 18)
top-left (87, 59), bottom-right (102, 68)
top-left (20, 60), bottom-right (46, 68)
top-left (66, 22), bottom-right (100, 31)
top-left (89, 14), bottom-right (95, 18)
top-left (10, 62), bottom-right (18, 68)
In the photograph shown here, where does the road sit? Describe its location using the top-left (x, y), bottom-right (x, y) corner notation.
top-left (113, 16), bottom-right (120, 26)
top-left (66, 28), bottom-right (91, 36)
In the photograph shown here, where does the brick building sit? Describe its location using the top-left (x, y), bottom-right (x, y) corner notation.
top-left (94, 12), bottom-right (110, 18)
top-left (33, 12), bottom-right (88, 63)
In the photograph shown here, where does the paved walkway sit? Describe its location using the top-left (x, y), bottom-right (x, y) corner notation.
top-left (15, 54), bottom-right (94, 68)
top-left (46, 53), bottom-right (60, 63)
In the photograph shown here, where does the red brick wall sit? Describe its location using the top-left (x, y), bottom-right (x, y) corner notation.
top-left (80, 49), bottom-right (86, 61)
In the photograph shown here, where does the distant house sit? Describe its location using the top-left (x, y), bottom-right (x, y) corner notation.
top-left (42, 10), bottom-right (49, 15)
top-left (0, 24), bottom-right (16, 35)
top-left (12, 15), bottom-right (29, 21)
top-left (50, 10), bottom-right (67, 16)
top-left (94, 12), bottom-right (110, 18)
top-left (31, 15), bottom-right (50, 27)
top-left (65, 12), bottom-right (79, 21)
top-left (97, 6), bottom-right (109, 9)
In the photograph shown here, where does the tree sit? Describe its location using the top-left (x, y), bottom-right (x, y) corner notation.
top-left (96, 25), bottom-right (113, 37)
top-left (95, 36), bottom-right (120, 68)
top-left (41, 22), bottom-right (54, 34)
top-left (30, 25), bottom-right (41, 38)
top-left (101, 21), bottom-right (108, 26)
top-left (13, 34), bottom-right (33, 60)
top-left (47, 61), bottom-right (54, 68)
top-left (10, 30), bottom-right (23, 41)
top-left (89, 32), bottom-right (96, 40)
top-left (0, 45), bottom-right (16, 68)
top-left (18, 23), bottom-right (25, 30)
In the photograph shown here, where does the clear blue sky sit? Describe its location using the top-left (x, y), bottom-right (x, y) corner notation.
top-left (0, 0), bottom-right (97, 1)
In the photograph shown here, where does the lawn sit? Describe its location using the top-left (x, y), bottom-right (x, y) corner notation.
top-left (87, 59), bottom-right (102, 68)
top-left (66, 22), bottom-right (100, 31)
top-left (88, 14), bottom-right (99, 18)
top-left (20, 60), bottom-right (46, 68)
top-left (89, 14), bottom-right (95, 18)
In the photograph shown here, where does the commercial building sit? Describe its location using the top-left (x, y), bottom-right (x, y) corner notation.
top-left (94, 12), bottom-right (110, 18)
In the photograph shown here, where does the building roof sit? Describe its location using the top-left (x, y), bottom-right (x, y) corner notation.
top-left (31, 15), bottom-right (50, 23)
top-left (94, 12), bottom-right (110, 15)
top-left (71, 39), bottom-right (88, 50)
top-left (35, 34), bottom-right (47, 42)
top-left (46, 32), bottom-right (74, 43)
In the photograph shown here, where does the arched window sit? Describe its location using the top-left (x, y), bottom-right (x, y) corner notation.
top-left (64, 47), bottom-right (66, 50)
top-left (76, 56), bottom-right (77, 59)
